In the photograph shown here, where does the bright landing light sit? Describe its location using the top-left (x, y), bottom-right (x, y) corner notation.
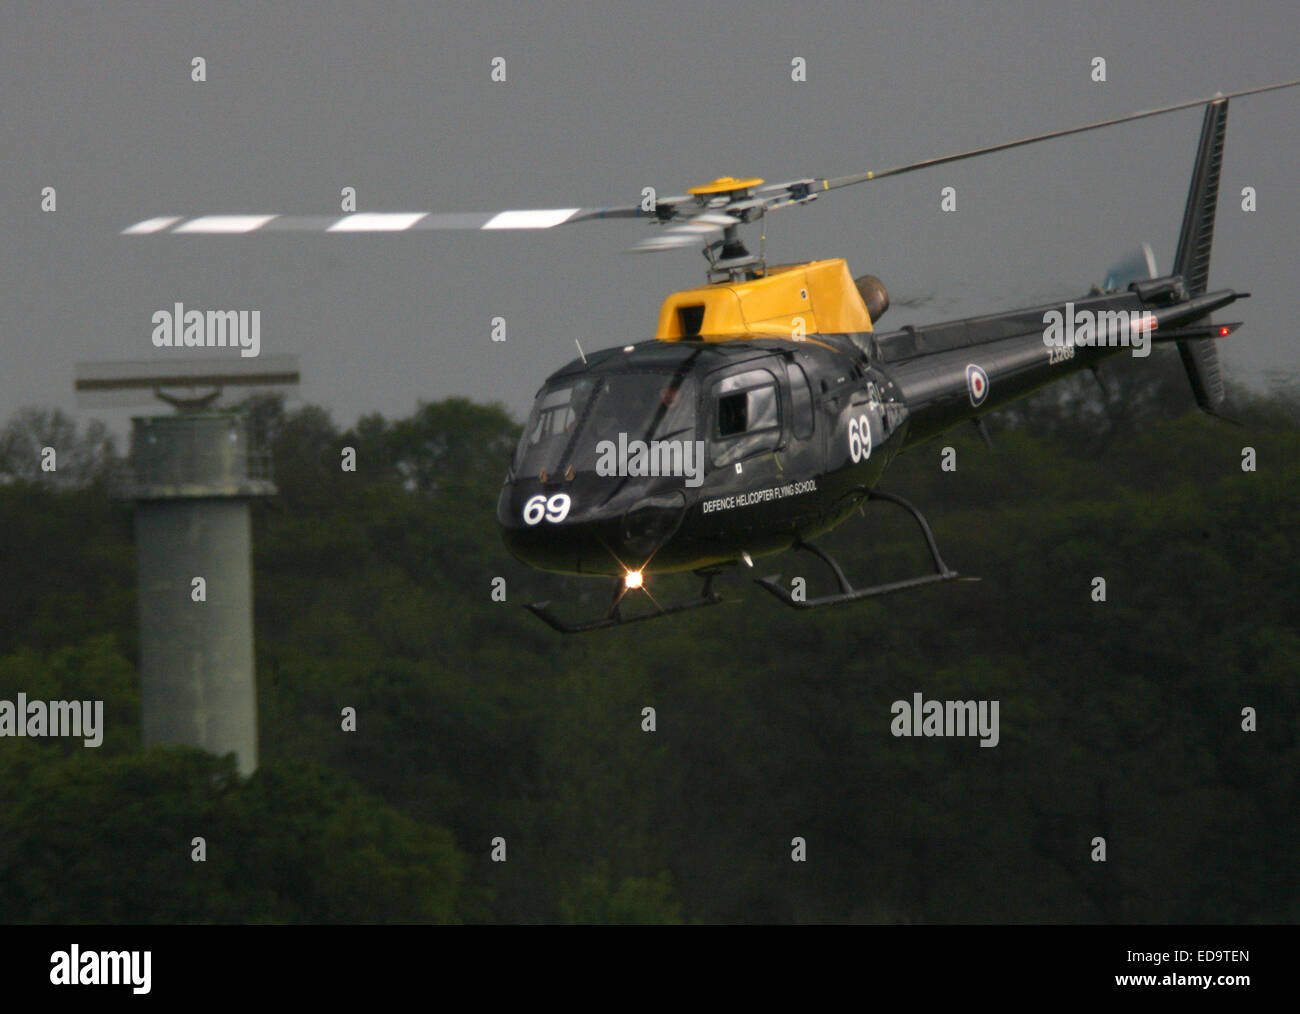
top-left (624, 570), bottom-right (644, 590)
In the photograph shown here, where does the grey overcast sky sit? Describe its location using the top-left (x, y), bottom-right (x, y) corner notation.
top-left (4, 0), bottom-right (1298, 432)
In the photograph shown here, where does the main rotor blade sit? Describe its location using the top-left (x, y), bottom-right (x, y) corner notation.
top-left (818, 78), bottom-right (1300, 192)
top-left (123, 206), bottom-right (649, 235)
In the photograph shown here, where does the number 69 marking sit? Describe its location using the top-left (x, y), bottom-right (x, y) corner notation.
top-left (523, 493), bottom-right (572, 525)
top-left (848, 414), bottom-right (872, 463)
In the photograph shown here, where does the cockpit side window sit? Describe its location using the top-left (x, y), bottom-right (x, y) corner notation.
top-left (710, 368), bottom-right (781, 467)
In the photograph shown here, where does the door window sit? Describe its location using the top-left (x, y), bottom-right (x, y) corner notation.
top-left (711, 368), bottom-right (781, 467)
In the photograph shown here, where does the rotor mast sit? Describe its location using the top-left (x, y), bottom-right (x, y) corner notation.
top-left (683, 176), bottom-right (772, 283)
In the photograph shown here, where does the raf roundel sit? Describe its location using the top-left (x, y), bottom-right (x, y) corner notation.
top-left (966, 364), bottom-right (989, 407)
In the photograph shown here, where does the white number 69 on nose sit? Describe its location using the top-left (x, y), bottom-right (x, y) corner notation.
top-left (847, 414), bottom-right (872, 463)
top-left (523, 493), bottom-right (572, 525)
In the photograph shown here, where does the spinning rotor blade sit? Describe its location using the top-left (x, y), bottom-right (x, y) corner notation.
top-left (629, 213), bottom-right (741, 252)
top-left (123, 206), bottom-right (651, 235)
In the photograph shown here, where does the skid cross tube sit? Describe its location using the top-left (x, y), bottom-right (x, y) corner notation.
top-left (755, 490), bottom-right (974, 609)
top-left (526, 569), bottom-right (724, 634)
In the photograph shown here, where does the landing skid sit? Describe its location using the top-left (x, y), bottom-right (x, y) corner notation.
top-left (755, 490), bottom-right (976, 609)
top-left (526, 569), bottom-right (724, 634)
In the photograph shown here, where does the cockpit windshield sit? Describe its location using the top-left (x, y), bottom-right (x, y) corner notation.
top-left (513, 371), bottom-right (698, 479)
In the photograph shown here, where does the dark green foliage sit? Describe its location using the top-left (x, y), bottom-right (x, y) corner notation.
top-left (0, 368), bottom-right (1295, 923)
top-left (0, 748), bottom-right (465, 923)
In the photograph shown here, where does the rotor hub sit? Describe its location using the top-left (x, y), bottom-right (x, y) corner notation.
top-left (686, 176), bottom-right (765, 196)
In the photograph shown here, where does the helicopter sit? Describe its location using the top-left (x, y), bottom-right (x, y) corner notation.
top-left (124, 79), bottom-right (1299, 632)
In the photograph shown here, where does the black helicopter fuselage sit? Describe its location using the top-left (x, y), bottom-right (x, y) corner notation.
top-left (496, 275), bottom-right (1241, 581)
top-left (499, 334), bottom-right (897, 578)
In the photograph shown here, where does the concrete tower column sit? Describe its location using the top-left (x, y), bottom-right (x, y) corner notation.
top-left (127, 412), bottom-right (275, 775)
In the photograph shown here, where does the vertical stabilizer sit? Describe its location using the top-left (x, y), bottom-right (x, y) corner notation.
top-left (1172, 99), bottom-right (1229, 411)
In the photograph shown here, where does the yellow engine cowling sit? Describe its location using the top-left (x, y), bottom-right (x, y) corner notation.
top-left (654, 258), bottom-right (876, 342)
